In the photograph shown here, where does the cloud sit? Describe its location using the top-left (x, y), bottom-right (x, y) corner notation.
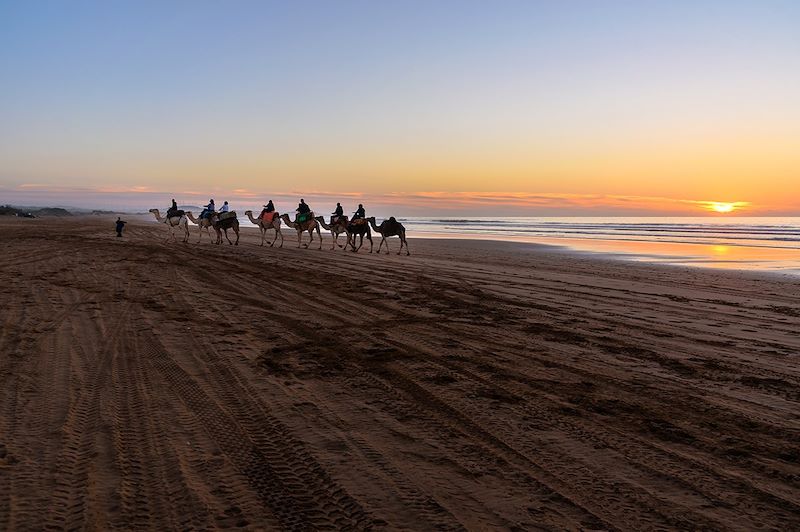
top-left (0, 183), bottom-right (775, 216)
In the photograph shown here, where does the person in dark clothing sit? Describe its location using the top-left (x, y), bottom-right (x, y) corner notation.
top-left (115, 217), bottom-right (126, 237)
top-left (167, 198), bottom-right (178, 217)
top-left (331, 202), bottom-right (344, 224)
top-left (200, 199), bottom-right (215, 220)
top-left (264, 200), bottom-right (275, 213)
top-left (353, 203), bottom-right (365, 219)
top-left (296, 199), bottom-right (311, 223)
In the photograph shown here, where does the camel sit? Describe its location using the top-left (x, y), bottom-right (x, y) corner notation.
top-left (245, 210), bottom-right (284, 247)
top-left (186, 211), bottom-right (216, 243)
top-left (314, 215), bottom-right (351, 250)
top-left (367, 216), bottom-right (410, 255)
top-left (343, 218), bottom-right (373, 253)
top-left (279, 213), bottom-right (322, 249)
top-left (149, 208), bottom-right (189, 243)
top-left (209, 212), bottom-right (240, 245)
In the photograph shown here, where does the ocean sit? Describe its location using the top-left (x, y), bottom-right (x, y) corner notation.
top-left (397, 217), bottom-right (800, 274)
top-left (229, 214), bottom-right (800, 274)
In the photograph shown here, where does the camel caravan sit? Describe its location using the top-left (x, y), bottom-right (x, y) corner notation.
top-left (150, 198), bottom-right (410, 255)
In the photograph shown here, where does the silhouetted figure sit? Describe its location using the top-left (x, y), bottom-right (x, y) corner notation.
top-left (331, 202), bottom-right (344, 224)
top-left (264, 200), bottom-right (275, 213)
top-left (296, 199), bottom-right (310, 214)
top-left (353, 203), bottom-right (365, 219)
top-left (115, 217), bottom-right (126, 237)
top-left (167, 198), bottom-right (178, 217)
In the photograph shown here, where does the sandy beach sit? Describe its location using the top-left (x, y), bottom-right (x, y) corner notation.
top-left (1, 215), bottom-right (798, 530)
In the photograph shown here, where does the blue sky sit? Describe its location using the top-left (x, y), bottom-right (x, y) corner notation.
top-left (1, 0), bottom-right (798, 215)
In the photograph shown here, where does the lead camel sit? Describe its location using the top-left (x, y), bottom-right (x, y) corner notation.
top-left (367, 216), bottom-right (409, 255)
top-left (149, 208), bottom-right (189, 243)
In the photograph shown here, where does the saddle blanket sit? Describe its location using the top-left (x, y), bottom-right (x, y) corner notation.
top-left (296, 212), bottom-right (313, 224)
top-left (218, 211), bottom-right (237, 221)
top-left (349, 218), bottom-right (367, 226)
top-left (259, 211), bottom-right (277, 223)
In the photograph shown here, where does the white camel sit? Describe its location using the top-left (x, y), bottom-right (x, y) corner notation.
top-left (149, 208), bottom-right (189, 243)
top-left (186, 212), bottom-right (216, 243)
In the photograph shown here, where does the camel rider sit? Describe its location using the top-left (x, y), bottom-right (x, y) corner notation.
top-left (331, 202), bottom-right (344, 224)
top-left (167, 198), bottom-right (178, 217)
top-left (353, 204), bottom-right (365, 220)
top-left (200, 199), bottom-right (215, 220)
top-left (264, 200), bottom-right (275, 213)
top-left (221, 201), bottom-right (230, 213)
top-left (296, 199), bottom-right (311, 223)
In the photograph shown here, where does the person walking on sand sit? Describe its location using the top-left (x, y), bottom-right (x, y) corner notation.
top-left (115, 217), bottom-right (126, 237)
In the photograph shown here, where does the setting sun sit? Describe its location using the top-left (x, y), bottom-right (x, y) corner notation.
top-left (711, 203), bottom-right (735, 213)
top-left (704, 201), bottom-right (749, 214)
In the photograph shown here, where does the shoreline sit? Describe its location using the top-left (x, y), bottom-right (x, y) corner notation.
top-left (130, 213), bottom-right (800, 277)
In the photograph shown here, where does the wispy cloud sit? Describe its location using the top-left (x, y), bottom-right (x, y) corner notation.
top-left (0, 183), bottom-right (774, 216)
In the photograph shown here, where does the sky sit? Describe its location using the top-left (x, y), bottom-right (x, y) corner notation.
top-left (1, 0), bottom-right (798, 216)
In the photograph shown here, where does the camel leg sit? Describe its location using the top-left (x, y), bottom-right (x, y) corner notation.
top-left (234, 227), bottom-right (239, 245)
top-left (330, 231), bottom-right (336, 250)
top-left (316, 226), bottom-right (322, 250)
top-left (297, 230), bottom-right (302, 248)
top-left (224, 228), bottom-right (232, 245)
top-left (401, 233), bottom-right (410, 255)
top-left (368, 233), bottom-right (373, 253)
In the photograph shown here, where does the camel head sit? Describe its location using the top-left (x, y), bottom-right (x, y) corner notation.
top-left (279, 213), bottom-right (296, 227)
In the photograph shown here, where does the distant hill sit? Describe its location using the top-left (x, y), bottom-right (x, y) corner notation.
top-left (33, 207), bottom-right (73, 217)
top-left (0, 205), bottom-right (75, 217)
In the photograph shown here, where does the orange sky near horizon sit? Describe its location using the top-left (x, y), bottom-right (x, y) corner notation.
top-left (1, 1), bottom-right (798, 216)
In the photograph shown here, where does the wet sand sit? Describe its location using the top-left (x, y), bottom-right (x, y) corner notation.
top-left (1, 215), bottom-right (799, 530)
